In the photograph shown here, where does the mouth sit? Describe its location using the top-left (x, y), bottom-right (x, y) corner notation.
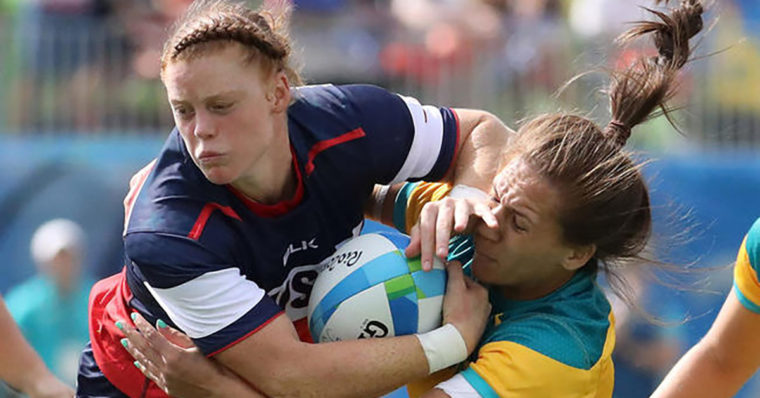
top-left (197, 151), bottom-right (224, 164)
top-left (473, 246), bottom-right (497, 263)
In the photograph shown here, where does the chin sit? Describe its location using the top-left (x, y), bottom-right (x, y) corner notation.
top-left (201, 168), bottom-right (235, 186)
top-left (471, 255), bottom-right (495, 282)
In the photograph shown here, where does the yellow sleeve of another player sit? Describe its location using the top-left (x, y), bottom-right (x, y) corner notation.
top-left (392, 182), bottom-right (453, 234)
top-left (733, 218), bottom-right (760, 313)
top-left (459, 321), bottom-right (615, 398)
top-left (406, 367), bottom-right (458, 398)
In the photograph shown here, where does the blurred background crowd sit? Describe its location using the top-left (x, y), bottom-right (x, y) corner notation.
top-left (0, 0), bottom-right (758, 397)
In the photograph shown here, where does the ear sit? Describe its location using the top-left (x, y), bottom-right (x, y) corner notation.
top-left (561, 244), bottom-right (596, 271)
top-left (269, 71), bottom-right (291, 113)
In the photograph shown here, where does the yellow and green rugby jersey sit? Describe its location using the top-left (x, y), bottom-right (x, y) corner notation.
top-left (733, 218), bottom-right (760, 313)
top-left (395, 182), bottom-right (616, 398)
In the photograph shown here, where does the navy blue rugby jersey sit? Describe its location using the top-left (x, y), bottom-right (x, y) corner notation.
top-left (104, 84), bottom-right (460, 358)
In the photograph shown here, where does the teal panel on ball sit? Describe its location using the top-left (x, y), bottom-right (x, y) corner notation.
top-left (375, 231), bottom-right (411, 251)
top-left (411, 269), bottom-right (446, 299)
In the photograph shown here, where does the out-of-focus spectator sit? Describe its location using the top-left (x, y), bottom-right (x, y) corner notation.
top-left (382, 0), bottom-right (503, 85)
top-left (4, 219), bottom-right (93, 386)
top-left (11, 0), bottom-right (129, 130)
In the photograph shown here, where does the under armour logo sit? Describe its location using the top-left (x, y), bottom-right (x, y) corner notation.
top-left (283, 238), bottom-right (319, 266)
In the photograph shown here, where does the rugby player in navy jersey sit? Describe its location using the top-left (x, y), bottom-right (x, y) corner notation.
top-left (76, 0), bottom-right (510, 397)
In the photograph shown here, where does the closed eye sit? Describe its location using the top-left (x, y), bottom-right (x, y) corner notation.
top-left (172, 107), bottom-right (193, 120)
top-left (512, 215), bottom-right (527, 232)
top-left (209, 102), bottom-right (233, 113)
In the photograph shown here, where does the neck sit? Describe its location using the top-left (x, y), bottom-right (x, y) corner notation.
top-left (499, 270), bottom-right (575, 301)
top-left (231, 115), bottom-right (295, 204)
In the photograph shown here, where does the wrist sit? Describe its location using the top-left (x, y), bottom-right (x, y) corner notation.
top-left (415, 323), bottom-right (469, 374)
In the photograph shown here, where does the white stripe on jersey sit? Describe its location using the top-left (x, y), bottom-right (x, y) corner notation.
top-left (436, 373), bottom-right (483, 397)
top-left (144, 268), bottom-right (267, 339)
top-left (390, 95), bottom-right (445, 184)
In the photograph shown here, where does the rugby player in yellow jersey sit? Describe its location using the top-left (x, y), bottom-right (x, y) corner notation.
top-left (653, 218), bottom-right (760, 398)
top-left (389, 1), bottom-right (705, 396)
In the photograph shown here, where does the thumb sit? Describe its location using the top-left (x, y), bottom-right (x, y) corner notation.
top-left (445, 260), bottom-right (464, 292)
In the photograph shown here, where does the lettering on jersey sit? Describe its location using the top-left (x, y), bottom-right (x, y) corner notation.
top-left (268, 263), bottom-right (320, 321)
top-left (271, 221), bottom-right (363, 321)
top-left (358, 320), bottom-right (389, 339)
top-left (282, 238), bottom-right (319, 267)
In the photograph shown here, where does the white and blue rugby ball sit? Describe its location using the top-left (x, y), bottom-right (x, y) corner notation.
top-left (307, 232), bottom-right (446, 343)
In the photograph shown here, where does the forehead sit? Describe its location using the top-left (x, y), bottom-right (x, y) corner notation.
top-left (163, 46), bottom-right (262, 97)
top-left (494, 159), bottom-right (561, 218)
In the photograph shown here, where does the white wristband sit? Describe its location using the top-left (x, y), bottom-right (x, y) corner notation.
top-left (371, 184), bottom-right (391, 220)
top-left (448, 184), bottom-right (489, 201)
top-left (415, 323), bottom-right (469, 374)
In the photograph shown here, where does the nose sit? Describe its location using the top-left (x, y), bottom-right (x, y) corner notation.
top-left (475, 204), bottom-right (503, 242)
top-left (193, 111), bottom-right (216, 139)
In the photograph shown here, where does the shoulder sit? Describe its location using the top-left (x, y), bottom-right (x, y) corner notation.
top-left (485, 313), bottom-right (611, 370)
top-left (485, 278), bottom-right (612, 370)
top-left (292, 84), bottom-right (396, 106)
top-left (290, 84), bottom-right (406, 123)
top-left (744, 217), bottom-right (760, 269)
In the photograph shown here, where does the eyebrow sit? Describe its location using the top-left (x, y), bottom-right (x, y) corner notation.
top-left (491, 182), bottom-right (501, 200)
top-left (169, 90), bottom-right (243, 106)
top-left (492, 182), bottom-right (538, 224)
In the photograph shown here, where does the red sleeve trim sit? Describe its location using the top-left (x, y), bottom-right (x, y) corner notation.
top-left (305, 127), bottom-right (367, 176)
top-left (207, 311), bottom-right (287, 357)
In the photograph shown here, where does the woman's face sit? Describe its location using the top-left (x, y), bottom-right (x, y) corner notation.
top-left (162, 44), bottom-right (288, 186)
top-left (472, 158), bottom-right (579, 295)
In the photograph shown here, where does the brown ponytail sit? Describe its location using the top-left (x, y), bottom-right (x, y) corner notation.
top-left (605, 0), bottom-right (704, 146)
top-left (501, 0), bottom-right (706, 302)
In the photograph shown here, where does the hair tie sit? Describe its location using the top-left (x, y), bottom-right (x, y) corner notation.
top-left (605, 120), bottom-right (632, 147)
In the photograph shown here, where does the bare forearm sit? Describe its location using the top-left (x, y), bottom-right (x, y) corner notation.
top-left (219, 334), bottom-right (429, 398)
top-left (653, 342), bottom-right (752, 398)
top-left (447, 110), bottom-right (512, 190)
top-left (207, 371), bottom-right (265, 398)
top-left (0, 300), bottom-right (56, 392)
